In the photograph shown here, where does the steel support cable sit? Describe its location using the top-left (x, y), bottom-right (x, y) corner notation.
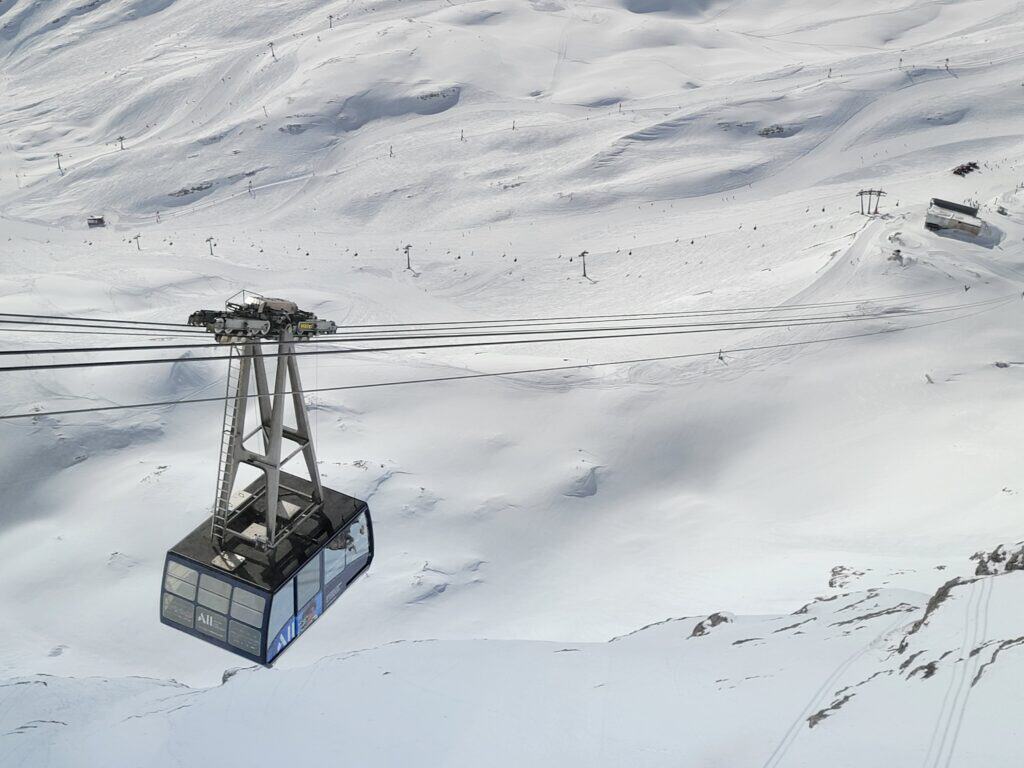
top-left (0, 299), bottom-right (1008, 423)
top-left (0, 303), bottom-right (1003, 374)
top-left (0, 287), bottom-right (956, 337)
top-left (279, 298), bottom-right (987, 341)
top-left (0, 327), bottom-right (209, 339)
top-left (0, 297), bottom-right (1012, 375)
top-left (0, 318), bottom-right (208, 334)
top-left (0, 308), bottom-right (933, 357)
top-left (0, 312), bottom-right (968, 372)
top-left (0, 305), bottom-right (929, 350)
top-left (0, 304), bottom-right (884, 346)
top-left (0, 311), bottom-right (193, 328)
top-left (330, 288), bottom-right (959, 330)
top-left (0, 295), bottom-right (1002, 358)
top-left (298, 299), bottom-right (958, 337)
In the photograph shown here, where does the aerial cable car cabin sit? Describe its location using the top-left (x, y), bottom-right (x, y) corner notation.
top-left (160, 294), bottom-right (374, 664)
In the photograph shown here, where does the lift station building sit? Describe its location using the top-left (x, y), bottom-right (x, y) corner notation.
top-left (925, 198), bottom-right (984, 237)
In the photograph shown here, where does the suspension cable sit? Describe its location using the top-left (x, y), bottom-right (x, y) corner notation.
top-left (0, 296), bottom-right (1012, 375)
top-left (332, 287), bottom-right (959, 330)
top-left (0, 287), bottom-right (956, 339)
top-left (0, 318), bottom-right (207, 335)
top-left (0, 327), bottom-right (208, 339)
top-left (0, 311), bottom-right (193, 328)
top-left (0, 307), bottom-right (931, 356)
top-left (0, 303), bottom-right (1002, 423)
top-left (0, 294), bottom-right (1002, 359)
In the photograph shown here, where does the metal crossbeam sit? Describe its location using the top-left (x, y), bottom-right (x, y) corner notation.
top-left (189, 294), bottom-right (335, 555)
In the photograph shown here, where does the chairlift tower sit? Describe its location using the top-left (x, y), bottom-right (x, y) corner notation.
top-left (161, 292), bottom-right (374, 665)
top-left (857, 189), bottom-right (886, 215)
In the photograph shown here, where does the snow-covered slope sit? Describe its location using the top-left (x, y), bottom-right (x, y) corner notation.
top-left (3, 0), bottom-right (1022, 230)
top-left (2, 0), bottom-right (1024, 763)
top-left (5, 564), bottom-right (1024, 767)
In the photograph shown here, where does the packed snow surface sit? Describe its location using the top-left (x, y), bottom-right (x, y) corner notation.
top-left (5, 575), bottom-right (1024, 767)
top-left (2, 0), bottom-right (1024, 764)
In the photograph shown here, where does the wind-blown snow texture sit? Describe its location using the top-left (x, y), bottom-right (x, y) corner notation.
top-left (2, 1), bottom-right (1024, 765)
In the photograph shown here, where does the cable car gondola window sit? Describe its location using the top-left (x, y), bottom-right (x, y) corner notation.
top-left (323, 512), bottom-right (370, 608)
top-left (164, 562), bottom-right (198, 601)
top-left (267, 579), bottom-right (296, 662)
top-left (197, 574), bottom-right (232, 614)
top-left (167, 561), bottom-right (199, 584)
top-left (349, 514), bottom-right (370, 559)
top-left (228, 619), bottom-right (262, 656)
top-left (296, 556), bottom-right (321, 609)
top-left (164, 574), bottom-right (197, 601)
top-left (323, 531), bottom-right (350, 585)
top-left (161, 592), bottom-right (195, 629)
top-left (230, 588), bottom-right (266, 628)
top-left (162, 561), bottom-right (199, 628)
top-left (296, 556), bottom-right (323, 635)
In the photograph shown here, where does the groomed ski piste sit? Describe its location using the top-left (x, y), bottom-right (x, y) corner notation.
top-left (2, 0), bottom-right (1024, 765)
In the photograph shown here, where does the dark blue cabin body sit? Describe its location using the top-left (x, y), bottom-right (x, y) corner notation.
top-left (160, 472), bottom-right (373, 664)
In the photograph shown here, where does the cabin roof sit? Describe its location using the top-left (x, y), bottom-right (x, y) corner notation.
top-left (169, 472), bottom-right (368, 593)
top-left (930, 198), bottom-right (979, 217)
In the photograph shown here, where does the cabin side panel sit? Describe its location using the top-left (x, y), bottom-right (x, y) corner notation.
top-left (160, 556), bottom-right (270, 663)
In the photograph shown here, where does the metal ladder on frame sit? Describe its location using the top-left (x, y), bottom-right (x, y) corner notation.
top-left (211, 344), bottom-right (243, 547)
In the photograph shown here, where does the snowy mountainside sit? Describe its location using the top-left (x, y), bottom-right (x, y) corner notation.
top-left (2, 0), bottom-right (1022, 231)
top-left (3, 0), bottom-right (1024, 764)
top-left (4, 565), bottom-right (1024, 767)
